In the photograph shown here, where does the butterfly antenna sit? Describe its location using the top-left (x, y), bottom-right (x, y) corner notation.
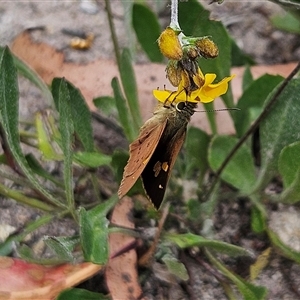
top-left (195, 107), bottom-right (241, 113)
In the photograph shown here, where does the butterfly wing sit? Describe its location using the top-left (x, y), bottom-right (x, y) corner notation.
top-left (141, 124), bottom-right (187, 209)
top-left (118, 118), bottom-right (167, 199)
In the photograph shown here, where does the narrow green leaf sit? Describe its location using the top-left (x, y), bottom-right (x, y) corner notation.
top-left (74, 151), bottom-right (112, 168)
top-left (165, 233), bottom-right (251, 257)
top-left (66, 80), bottom-right (94, 152)
top-left (251, 206), bottom-right (266, 233)
top-left (206, 250), bottom-right (267, 300)
top-left (57, 288), bottom-right (110, 300)
top-left (162, 255), bottom-right (189, 281)
top-left (267, 229), bottom-right (300, 264)
top-left (35, 111), bottom-right (61, 160)
top-left (0, 46), bottom-right (53, 106)
top-left (26, 154), bottom-right (63, 187)
top-left (112, 77), bottom-right (136, 142)
top-left (93, 96), bottom-right (116, 115)
top-left (208, 135), bottom-right (256, 194)
top-left (235, 75), bottom-right (283, 137)
top-left (278, 142), bottom-right (300, 203)
top-left (278, 141), bottom-right (300, 187)
top-left (44, 236), bottom-right (80, 263)
top-left (0, 47), bottom-right (63, 208)
top-left (52, 78), bottom-right (94, 152)
top-left (242, 65), bottom-right (254, 92)
top-left (18, 244), bottom-right (65, 265)
top-left (79, 195), bottom-right (118, 264)
top-left (132, 3), bottom-right (163, 62)
top-left (57, 78), bottom-right (75, 211)
top-left (256, 79), bottom-right (300, 190)
top-left (119, 48), bottom-right (142, 133)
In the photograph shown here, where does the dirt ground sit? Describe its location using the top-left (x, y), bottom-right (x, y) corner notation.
top-left (1, 0), bottom-right (300, 299)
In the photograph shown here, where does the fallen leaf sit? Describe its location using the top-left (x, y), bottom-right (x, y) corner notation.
top-left (105, 196), bottom-right (144, 300)
top-left (0, 257), bottom-right (102, 300)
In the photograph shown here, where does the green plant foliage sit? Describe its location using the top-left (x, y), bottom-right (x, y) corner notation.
top-left (162, 255), bottom-right (189, 281)
top-left (119, 48), bottom-right (142, 133)
top-left (166, 233), bottom-right (251, 257)
top-left (208, 135), bottom-right (256, 194)
top-left (52, 78), bottom-right (94, 152)
top-left (278, 141), bottom-right (300, 203)
top-left (44, 236), bottom-right (80, 263)
top-left (271, 12), bottom-right (300, 34)
top-left (112, 77), bottom-right (136, 142)
top-left (235, 74), bottom-right (283, 137)
top-left (132, 3), bottom-right (163, 63)
top-left (79, 195), bottom-right (118, 264)
top-left (242, 65), bottom-right (254, 92)
top-left (0, 47), bottom-right (63, 208)
top-left (184, 127), bottom-right (210, 181)
top-left (57, 288), bottom-right (110, 300)
top-left (206, 250), bottom-right (268, 300)
top-left (256, 78), bottom-right (300, 190)
top-left (93, 96), bottom-right (116, 115)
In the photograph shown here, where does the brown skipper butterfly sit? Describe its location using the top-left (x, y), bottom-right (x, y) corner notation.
top-left (118, 101), bottom-right (197, 209)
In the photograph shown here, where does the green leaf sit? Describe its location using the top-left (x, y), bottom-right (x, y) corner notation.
top-left (207, 250), bottom-right (267, 300)
top-left (26, 154), bottom-right (63, 187)
top-left (57, 288), bottom-right (110, 300)
top-left (268, 229), bottom-right (300, 264)
top-left (57, 78), bottom-right (75, 211)
top-left (251, 205), bottom-right (266, 233)
top-left (231, 38), bottom-right (255, 67)
top-left (18, 244), bottom-right (65, 265)
top-left (208, 135), bottom-right (256, 194)
top-left (35, 111), bottom-right (61, 160)
top-left (44, 236), bottom-right (80, 263)
top-left (79, 195), bottom-right (118, 264)
top-left (0, 46), bottom-right (53, 107)
top-left (242, 65), bottom-right (254, 92)
top-left (162, 255), bottom-right (189, 281)
top-left (132, 3), bottom-right (163, 63)
top-left (278, 141), bottom-right (300, 187)
top-left (235, 74), bottom-right (283, 137)
top-left (0, 46), bottom-right (63, 208)
top-left (278, 141), bottom-right (300, 203)
top-left (256, 79), bottom-right (300, 190)
top-left (120, 48), bottom-right (142, 133)
top-left (271, 12), bottom-right (300, 34)
top-left (184, 127), bottom-right (210, 181)
top-left (52, 78), bottom-right (94, 152)
top-left (165, 233), bottom-right (251, 257)
top-left (112, 77), bottom-right (136, 142)
top-left (74, 151), bottom-right (111, 168)
top-left (93, 96), bottom-right (116, 115)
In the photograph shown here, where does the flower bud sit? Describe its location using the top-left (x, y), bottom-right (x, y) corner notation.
top-left (195, 37), bottom-right (219, 59)
top-left (158, 27), bottom-right (183, 60)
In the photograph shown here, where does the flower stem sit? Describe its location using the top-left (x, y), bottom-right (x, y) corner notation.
top-left (170, 0), bottom-right (181, 31)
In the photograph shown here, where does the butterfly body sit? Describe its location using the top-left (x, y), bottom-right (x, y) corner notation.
top-left (118, 101), bottom-right (197, 209)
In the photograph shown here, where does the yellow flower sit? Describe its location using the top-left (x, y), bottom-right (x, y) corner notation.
top-left (153, 73), bottom-right (235, 104)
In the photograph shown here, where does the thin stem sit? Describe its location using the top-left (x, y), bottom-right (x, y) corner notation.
top-left (104, 0), bottom-right (121, 67)
top-left (206, 62), bottom-right (300, 198)
top-left (170, 0), bottom-right (181, 31)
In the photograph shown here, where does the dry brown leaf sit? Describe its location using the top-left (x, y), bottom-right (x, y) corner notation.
top-left (106, 196), bottom-right (144, 300)
top-left (11, 30), bottom-right (298, 135)
top-left (0, 257), bottom-right (102, 300)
